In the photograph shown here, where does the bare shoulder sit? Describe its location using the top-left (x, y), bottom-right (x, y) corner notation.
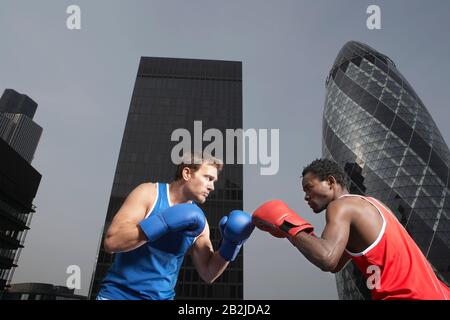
top-left (327, 195), bottom-right (376, 220)
top-left (141, 182), bottom-right (158, 205)
top-left (137, 182), bottom-right (157, 195)
top-left (109, 182), bottom-right (158, 225)
top-left (125, 182), bottom-right (157, 212)
top-left (325, 197), bottom-right (354, 221)
top-left (130, 182), bottom-right (156, 199)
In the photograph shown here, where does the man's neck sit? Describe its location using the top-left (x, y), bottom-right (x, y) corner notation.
top-left (168, 180), bottom-right (191, 205)
top-left (333, 188), bottom-right (349, 201)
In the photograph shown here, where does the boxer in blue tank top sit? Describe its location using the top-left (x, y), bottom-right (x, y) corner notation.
top-left (97, 153), bottom-right (255, 300)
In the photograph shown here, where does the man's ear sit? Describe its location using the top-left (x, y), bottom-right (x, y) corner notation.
top-left (327, 175), bottom-right (337, 188)
top-left (182, 167), bottom-right (192, 181)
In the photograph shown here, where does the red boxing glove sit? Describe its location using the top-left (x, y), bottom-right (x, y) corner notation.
top-left (252, 200), bottom-right (314, 238)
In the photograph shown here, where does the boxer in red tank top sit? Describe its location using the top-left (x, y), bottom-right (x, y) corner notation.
top-left (252, 159), bottom-right (449, 299)
top-left (338, 194), bottom-right (449, 299)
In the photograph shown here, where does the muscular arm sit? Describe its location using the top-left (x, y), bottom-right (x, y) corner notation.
top-left (330, 252), bottom-right (351, 273)
top-left (289, 200), bottom-right (351, 272)
top-left (103, 183), bottom-right (155, 253)
top-left (190, 222), bottom-right (229, 284)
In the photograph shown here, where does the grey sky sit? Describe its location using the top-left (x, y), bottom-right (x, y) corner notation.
top-left (1, 0), bottom-right (450, 299)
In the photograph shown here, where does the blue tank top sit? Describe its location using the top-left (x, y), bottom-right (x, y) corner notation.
top-left (98, 183), bottom-right (199, 300)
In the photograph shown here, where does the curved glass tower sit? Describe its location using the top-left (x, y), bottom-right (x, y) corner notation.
top-left (323, 41), bottom-right (450, 299)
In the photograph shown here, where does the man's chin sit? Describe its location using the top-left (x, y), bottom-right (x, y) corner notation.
top-left (312, 207), bottom-right (325, 214)
top-left (197, 196), bottom-right (207, 204)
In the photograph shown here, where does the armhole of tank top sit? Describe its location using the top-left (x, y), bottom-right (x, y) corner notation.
top-left (144, 183), bottom-right (159, 219)
top-left (338, 194), bottom-right (387, 257)
top-left (192, 219), bottom-right (208, 246)
top-left (166, 183), bottom-right (174, 207)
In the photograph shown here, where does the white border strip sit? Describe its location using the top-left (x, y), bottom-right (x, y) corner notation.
top-left (339, 194), bottom-right (387, 257)
top-left (144, 182), bottom-right (159, 219)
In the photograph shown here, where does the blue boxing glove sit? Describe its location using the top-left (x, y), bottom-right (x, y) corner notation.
top-left (219, 210), bottom-right (255, 262)
top-left (139, 203), bottom-right (206, 242)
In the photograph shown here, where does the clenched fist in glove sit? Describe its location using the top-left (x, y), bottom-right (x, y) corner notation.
top-left (252, 200), bottom-right (314, 238)
top-left (219, 210), bottom-right (255, 261)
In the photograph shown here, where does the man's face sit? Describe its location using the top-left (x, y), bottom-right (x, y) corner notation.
top-left (302, 172), bottom-right (334, 213)
top-left (184, 163), bottom-right (218, 204)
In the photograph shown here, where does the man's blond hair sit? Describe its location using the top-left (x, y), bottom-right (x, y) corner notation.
top-left (174, 152), bottom-right (223, 180)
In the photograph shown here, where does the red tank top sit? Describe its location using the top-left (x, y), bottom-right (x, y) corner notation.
top-left (340, 194), bottom-right (450, 300)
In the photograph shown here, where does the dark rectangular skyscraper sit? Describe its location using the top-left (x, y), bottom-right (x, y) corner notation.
top-left (0, 88), bottom-right (42, 292)
top-left (0, 89), bottom-right (42, 163)
top-left (90, 57), bottom-right (243, 299)
top-left (0, 89), bottom-right (37, 119)
top-left (0, 138), bottom-right (41, 291)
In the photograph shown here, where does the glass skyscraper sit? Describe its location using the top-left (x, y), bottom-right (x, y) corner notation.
top-left (0, 89), bottom-right (42, 164)
top-left (89, 57), bottom-right (243, 299)
top-left (323, 41), bottom-right (450, 299)
top-left (0, 138), bottom-right (41, 292)
top-left (0, 89), bottom-right (41, 293)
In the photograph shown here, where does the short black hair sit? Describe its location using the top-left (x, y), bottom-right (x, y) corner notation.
top-left (302, 158), bottom-right (347, 187)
